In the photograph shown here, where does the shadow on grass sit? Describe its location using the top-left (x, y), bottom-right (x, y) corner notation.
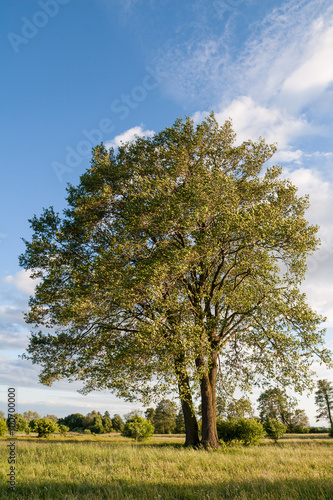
top-left (2, 477), bottom-right (333, 500)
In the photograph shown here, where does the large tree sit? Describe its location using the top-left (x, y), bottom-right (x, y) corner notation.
top-left (20, 113), bottom-right (330, 448)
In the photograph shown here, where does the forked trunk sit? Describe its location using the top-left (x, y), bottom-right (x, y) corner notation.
top-left (174, 353), bottom-right (200, 447)
top-left (196, 352), bottom-right (220, 449)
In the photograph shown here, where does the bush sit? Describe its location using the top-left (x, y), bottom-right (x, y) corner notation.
top-left (58, 425), bottom-right (69, 436)
top-left (217, 418), bottom-right (264, 446)
top-left (264, 418), bottom-right (287, 442)
top-left (29, 418), bottom-right (59, 438)
top-left (0, 419), bottom-right (8, 436)
top-left (329, 427), bottom-right (333, 438)
top-left (309, 426), bottom-right (329, 433)
top-left (122, 415), bottom-right (154, 442)
top-left (83, 429), bottom-right (91, 434)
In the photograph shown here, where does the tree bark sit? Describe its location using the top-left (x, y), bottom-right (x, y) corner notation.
top-left (325, 392), bottom-right (333, 428)
top-left (174, 353), bottom-right (200, 447)
top-left (196, 352), bottom-right (220, 449)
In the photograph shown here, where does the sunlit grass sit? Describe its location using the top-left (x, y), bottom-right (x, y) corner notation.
top-left (1, 434), bottom-right (333, 499)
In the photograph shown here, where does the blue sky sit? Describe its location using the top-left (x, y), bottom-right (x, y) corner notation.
top-left (1, 0), bottom-right (333, 423)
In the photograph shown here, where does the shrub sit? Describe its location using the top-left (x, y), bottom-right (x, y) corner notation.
top-left (29, 418), bottom-right (59, 438)
top-left (329, 427), bottom-right (333, 438)
top-left (217, 418), bottom-right (264, 446)
top-left (309, 426), bottom-right (328, 433)
top-left (83, 429), bottom-right (91, 434)
top-left (236, 418), bottom-right (265, 446)
top-left (122, 415), bottom-right (154, 442)
top-left (0, 419), bottom-right (8, 436)
top-left (58, 424), bottom-right (70, 436)
top-left (264, 417), bottom-right (287, 442)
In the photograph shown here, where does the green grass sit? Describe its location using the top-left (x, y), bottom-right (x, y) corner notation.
top-left (1, 434), bottom-right (333, 499)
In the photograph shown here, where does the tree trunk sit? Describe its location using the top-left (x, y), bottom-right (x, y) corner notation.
top-left (196, 352), bottom-right (220, 449)
top-left (325, 393), bottom-right (333, 428)
top-left (174, 353), bottom-right (200, 447)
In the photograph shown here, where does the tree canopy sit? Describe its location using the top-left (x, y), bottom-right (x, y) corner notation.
top-left (20, 113), bottom-right (331, 448)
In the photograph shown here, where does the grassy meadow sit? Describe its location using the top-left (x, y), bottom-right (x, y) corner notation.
top-left (1, 434), bottom-right (333, 499)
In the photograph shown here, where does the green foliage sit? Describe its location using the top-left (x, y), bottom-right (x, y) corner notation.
top-left (153, 399), bottom-right (178, 434)
top-left (45, 414), bottom-right (59, 423)
top-left (29, 417), bottom-right (59, 438)
top-left (58, 413), bottom-right (85, 431)
top-left (175, 408), bottom-right (185, 434)
top-left (217, 418), bottom-right (264, 446)
top-left (83, 429), bottom-right (91, 434)
top-left (0, 419), bottom-right (8, 436)
top-left (89, 415), bottom-right (105, 434)
top-left (315, 379), bottom-right (333, 428)
top-left (58, 425), bottom-right (70, 435)
top-left (309, 427), bottom-right (328, 433)
top-left (121, 415), bottom-right (154, 441)
top-left (102, 416), bottom-right (113, 433)
top-left (288, 409), bottom-right (310, 433)
top-left (264, 418), bottom-right (287, 442)
top-left (11, 413), bottom-right (28, 432)
top-left (19, 113), bottom-right (331, 447)
top-left (144, 408), bottom-right (155, 424)
top-left (23, 411), bottom-right (40, 423)
top-left (226, 398), bottom-right (254, 419)
top-left (257, 388), bottom-right (295, 428)
top-left (111, 414), bottom-right (124, 432)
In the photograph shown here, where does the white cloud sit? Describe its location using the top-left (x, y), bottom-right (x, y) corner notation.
top-left (3, 270), bottom-right (38, 296)
top-left (105, 126), bottom-right (155, 150)
top-left (280, 22), bottom-right (333, 106)
top-left (215, 96), bottom-right (315, 147)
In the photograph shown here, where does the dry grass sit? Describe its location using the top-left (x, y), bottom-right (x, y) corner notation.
top-left (1, 434), bottom-right (333, 499)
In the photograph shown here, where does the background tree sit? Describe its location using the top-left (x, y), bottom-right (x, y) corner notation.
top-left (144, 408), bottom-right (155, 424)
top-left (289, 409), bottom-right (310, 433)
top-left (102, 415), bottom-right (113, 433)
top-left (257, 388), bottom-right (296, 428)
top-left (0, 419), bottom-right (7, 436)
top-left (121, 415), bottom-right (154, 442)
top-left (58, 413), bottom-right (85, 432)
top-left (153, 399), bottom-right (178, 434)
top-left (23, 411), bottom-right (40, 423)
top-left (111, 414), bottom-right (124, 432)
top-left (45, 414), bottom-right (58, 423)
top-left (0, 411), bottom-right (5, 420)
top-left (175, 408), bottom-right (186, 434)
top-left (11, 413), bottom-right (28, 432)
top-left (314, 379), bottom-right (333, 429)
top-left (226, 397), bottom-right (254, 419)
top-left (264, 418), bottom-right (287, 443)
top-left (20, 114), bottom-right (331, 449)
top-left (89, 414), bottom-right (105, 434)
